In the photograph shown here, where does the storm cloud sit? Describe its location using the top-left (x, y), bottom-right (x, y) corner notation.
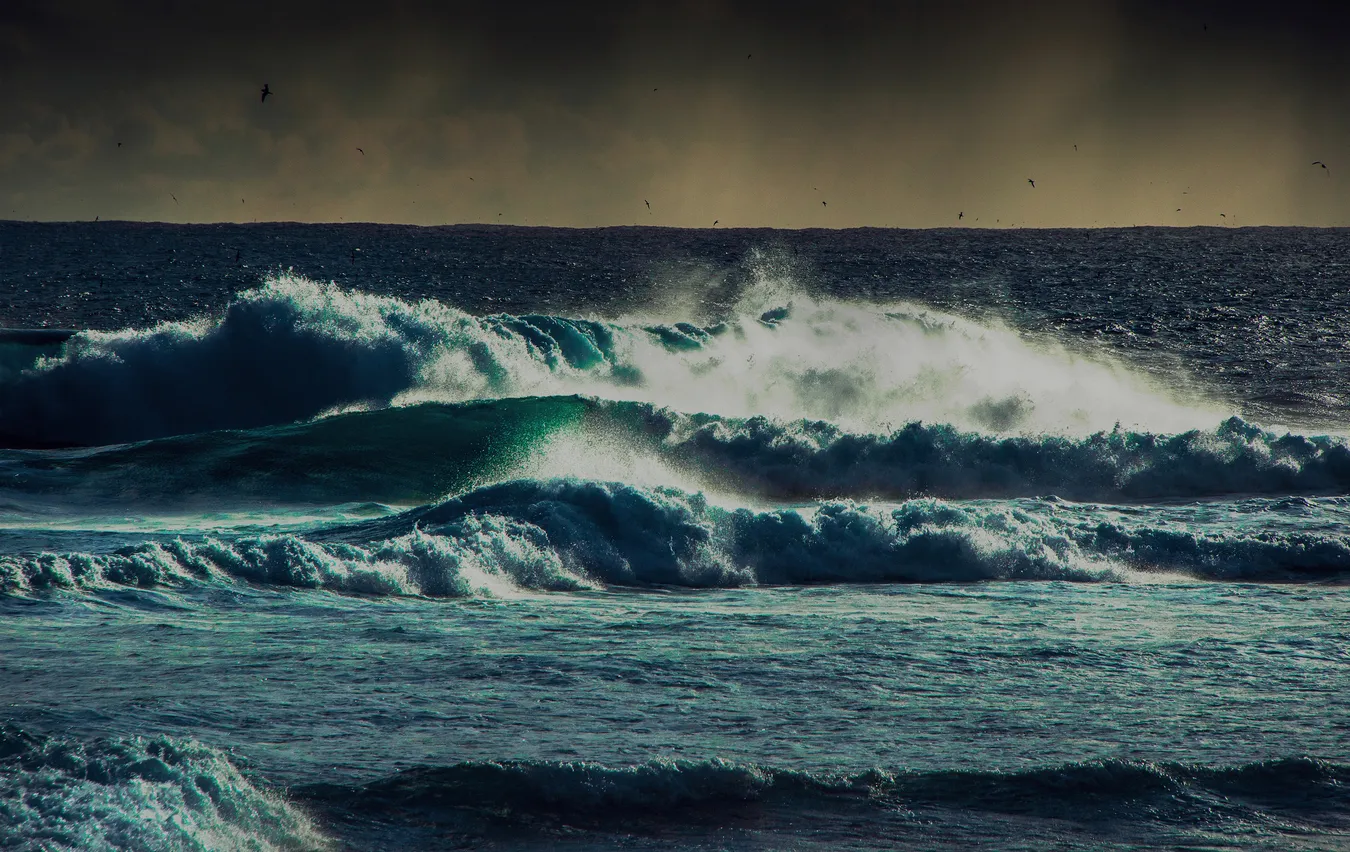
top-left (2, 1), bottom-right (1347, 226)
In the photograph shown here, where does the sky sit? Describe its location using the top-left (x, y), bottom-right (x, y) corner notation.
top-left (2, 0), bottom-right (1347, 228)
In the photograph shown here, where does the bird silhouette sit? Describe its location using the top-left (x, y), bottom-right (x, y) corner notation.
top-left (1176, 208), bottom-right (1182, 212)
top-left (1073, 144), bottom-right (1077, 151)
top-left (1220, 213), bottom-right (1226, 218)
top-left (260, 84), bottom-right (271, 103)
top-left (821, 201), bottom-right (827, 207)
top-left (117, 142), bottom-right (122, 148)
top-left (958, 211), bottom-right (963, 220)
top-left (712, 220), bottom-right (719, 226)
top-left (1313, 161), bottom-right (1329, 172)
top-left (1027, 179), bottom-right (1035, 188)
top-left (356, 147), bottom-right (364, 155)
top-left (170, 193), bottom-right (179, 204)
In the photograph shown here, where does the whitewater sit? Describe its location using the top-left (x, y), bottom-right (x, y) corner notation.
top-left (2, 222), bottom-right (1348, 851)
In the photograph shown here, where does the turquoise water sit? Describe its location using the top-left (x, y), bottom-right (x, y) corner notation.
top-left (3, 224), bottom-right (1350, 850)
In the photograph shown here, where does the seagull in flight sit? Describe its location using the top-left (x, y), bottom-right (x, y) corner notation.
top-left (958, 211), bottom-right (964, 220)
top-left (1027, 179), bottom-right (1035, 188)
top-left (260, 84), bottom-right (272, 102)
top-left (356, 147), bottom-right (364, 155)
top-left (712, 220), bottom-right (719, 226)
top-left (1313, 161), bottom-right (1329, 172)
top-left (170, 193), bottom-right (179, 204)
top-left (645, 199), bottom-right (650, 211)
top-left (821, 201), bottom-right (827, 207)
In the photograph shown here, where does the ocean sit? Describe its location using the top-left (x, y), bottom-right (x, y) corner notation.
top-left (1, 221), bottom-right (1348, 850)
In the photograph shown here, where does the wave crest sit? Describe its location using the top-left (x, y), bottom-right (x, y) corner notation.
top-left (0, 276), bottom-right (1217, 447)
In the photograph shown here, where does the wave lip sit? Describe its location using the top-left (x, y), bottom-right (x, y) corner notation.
top-left (0, 725), bottom-right (323, 851)
top-left (7, 478), bottom-right (1350, 597)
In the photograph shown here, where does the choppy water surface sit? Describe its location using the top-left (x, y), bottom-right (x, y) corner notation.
top-left (2, 223), bottom-right (1348, 850)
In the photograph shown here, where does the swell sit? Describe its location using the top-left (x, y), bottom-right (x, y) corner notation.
top-left (301, 754), bottom-right (1350, 828)
top-left (5, 396), bottom-right (1347, 508)
top-left (5, 478), bottom-right (1350, 595)
top-left (0, 275), bottom-right (1218, 448)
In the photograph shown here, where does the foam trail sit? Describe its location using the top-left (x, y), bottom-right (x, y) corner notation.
top-left (0, 275), bottom-right (1222, 447)
top-left (5, 479), bottom-right (1350, 596)
top-left (0, 726), bottom-right (324, 851)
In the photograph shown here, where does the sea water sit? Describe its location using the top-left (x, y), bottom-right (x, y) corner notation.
top-left (1, 222), bottom-right (1347, 850)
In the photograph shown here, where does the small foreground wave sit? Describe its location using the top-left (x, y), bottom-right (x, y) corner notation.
top-left (5, 725), bottom-right (1344, 849)
top-left (301, 753), bottom-right (1350, 828)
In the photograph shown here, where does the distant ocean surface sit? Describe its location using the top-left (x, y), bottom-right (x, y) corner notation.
top-left (2, 222), bottom-right (1348, 850)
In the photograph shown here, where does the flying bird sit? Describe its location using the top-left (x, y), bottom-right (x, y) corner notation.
top-left (1073, 144), bottom-right (1077, 151)
top-left (822, 201), bottom-right (827, 207)
top-left (117, 142), bottom-right (122, 148)
top-left (1313, 161), bottom-right (1329, 171)
top-left (1176, 208), bottom-right (1182, 212)
top-left (356, 147), bottom-right (364, 155)
top-left (170, 193), bottom-right (179, 204)
top-left (645, 200), bottom-right (650, 211)
top-left (958, 211), bottom-right (963, 220)
top-left (712, 220), bottom-right (719, 226)
top-left (260, 84), bottom-right (271, 102)
top-left (1027, 179), bottom-right (1035, 188)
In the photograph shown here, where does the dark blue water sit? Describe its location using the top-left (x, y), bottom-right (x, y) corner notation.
top-left (2, 223), bottom-right (1348, 850)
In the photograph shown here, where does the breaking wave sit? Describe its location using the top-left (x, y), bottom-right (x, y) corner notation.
top-left (0, 275), bottom-right (1219, 448)
top-left (5, 479), bottom-right (1350, 596)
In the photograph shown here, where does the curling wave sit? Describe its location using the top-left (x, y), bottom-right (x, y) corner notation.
top-left (3, 397), bottom-right (1346, 509)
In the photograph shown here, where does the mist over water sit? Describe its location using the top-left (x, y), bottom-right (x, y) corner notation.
top-left (2, 224), bottom-right (1349, 851)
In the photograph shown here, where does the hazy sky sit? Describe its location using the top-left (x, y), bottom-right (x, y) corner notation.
top-left (3, 1), bottom-right (1347, 227)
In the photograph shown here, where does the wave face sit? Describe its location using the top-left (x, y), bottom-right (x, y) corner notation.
top-left (0, 275), bottom-right (1219, 448)
top-left (6, 478), bottom-right (1350, 595)
top-left (0, 726), bottom-right (322, 851)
